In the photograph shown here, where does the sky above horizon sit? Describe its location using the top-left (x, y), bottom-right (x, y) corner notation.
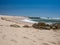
top-left (0, 0), bottom-right (60, 17)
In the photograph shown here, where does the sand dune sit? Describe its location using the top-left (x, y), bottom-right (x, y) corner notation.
top-left (0, 15), bottom-right (60, 45)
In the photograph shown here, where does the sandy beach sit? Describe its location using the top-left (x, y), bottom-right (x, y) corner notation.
top-left (0, 15), bottom-right (60, 45)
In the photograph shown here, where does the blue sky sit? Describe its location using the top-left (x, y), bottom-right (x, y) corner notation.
top-left (0, 0), bottom-right (60, 17)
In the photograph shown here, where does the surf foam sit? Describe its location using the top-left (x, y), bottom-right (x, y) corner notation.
top-left (22, 18), bottom-right (38, 23)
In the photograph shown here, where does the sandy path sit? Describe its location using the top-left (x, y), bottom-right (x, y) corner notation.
top-left (0, 15), bottom-right (60, 45)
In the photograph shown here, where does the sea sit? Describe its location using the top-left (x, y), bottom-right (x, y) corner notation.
top-left (23, 17), bottom-right (60, 24)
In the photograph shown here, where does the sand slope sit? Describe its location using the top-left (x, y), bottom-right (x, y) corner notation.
top-left (0, 15), bottom-right (60, 45)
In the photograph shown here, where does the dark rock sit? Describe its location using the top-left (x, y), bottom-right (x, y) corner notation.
top-left (32, 22), bottom-right (51, 30)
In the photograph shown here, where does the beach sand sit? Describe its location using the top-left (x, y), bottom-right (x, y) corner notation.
top-left (0, 15), bottom-right (60, 45)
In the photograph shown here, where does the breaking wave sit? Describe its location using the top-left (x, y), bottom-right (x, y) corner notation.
top-left (22, 17), bottom-right (60, 24)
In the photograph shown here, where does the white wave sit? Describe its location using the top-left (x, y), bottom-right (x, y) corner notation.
top-left (22, 18), bottom-right (38, 23)
top-left (52, 18), bottom-right (60, 20)
top-left (40, 17), bottom-right (60, 20)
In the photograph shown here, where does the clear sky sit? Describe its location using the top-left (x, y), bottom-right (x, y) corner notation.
top-left (0, 0), bottom-right (60, 17)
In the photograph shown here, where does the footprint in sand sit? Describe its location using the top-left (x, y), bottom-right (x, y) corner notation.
top-left (0, 31), bottom-right (2, 33)
top-left (33, 35), bottom-right (43, 41)
top-left (57, 41), bottom-right (60, 45)
top-left (23, 36), bottom-right (36, 42)
top-left (42, 43), bottom-right (49, 45)
top-left (23, 36), bottom-right (29, 39)
top-left (49, 41), bottom-right (56, 45)
top-left (2, 35), bottom-right (6, 39)
top-left (11, 39), bottom-right (17, 43)
top-left (0, 25), bottom-right (3, 26)
top-left (0, 29), bottom-right (3, 33)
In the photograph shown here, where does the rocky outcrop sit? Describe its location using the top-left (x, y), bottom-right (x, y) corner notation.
top-left (51, 23), bottom-right (60, 30)
top-left (32, 22), bottom-right (51, 30)
top-left (32, 22), bottom-right (60, 30)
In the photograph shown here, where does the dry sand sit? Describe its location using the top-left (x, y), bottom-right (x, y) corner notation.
top-left (0, 15), bottom-right (60, 45)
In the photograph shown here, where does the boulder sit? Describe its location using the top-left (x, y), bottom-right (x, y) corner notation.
top-left (32, 22), bottom-right (51, 30)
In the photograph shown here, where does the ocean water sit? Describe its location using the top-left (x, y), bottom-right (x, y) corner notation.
top-left (27, 17), bottom-right (60, 24)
